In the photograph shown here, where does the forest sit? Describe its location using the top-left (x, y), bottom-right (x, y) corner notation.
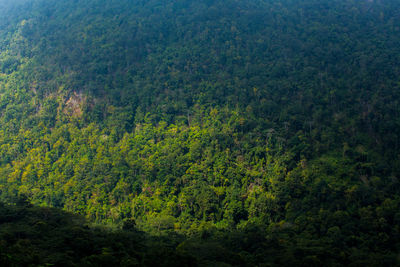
top-left (0, 0), bottom-right (399, 265)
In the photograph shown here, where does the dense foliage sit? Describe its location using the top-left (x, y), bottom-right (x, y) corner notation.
top-left (0, 0), bottom-right (400, 265)
top-left (0, 200), bottom-right (196, 266)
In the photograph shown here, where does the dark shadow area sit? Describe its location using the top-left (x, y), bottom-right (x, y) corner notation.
top-left (0, 199), bottom-right (195, 267)
top-left (1, 198), bottom-right (399, 266)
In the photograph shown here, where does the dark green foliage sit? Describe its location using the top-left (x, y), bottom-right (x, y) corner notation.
top-left (0, 0), bottom-right (399, 265)
top-left (0, 200), bottom-right (199, 266)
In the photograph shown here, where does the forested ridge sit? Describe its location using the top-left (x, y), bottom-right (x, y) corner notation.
top-left (0, 0), bottom-right (399, 265)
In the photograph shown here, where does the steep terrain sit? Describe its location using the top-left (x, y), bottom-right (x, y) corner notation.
top-left (0, 0), bottom-right (400, 265)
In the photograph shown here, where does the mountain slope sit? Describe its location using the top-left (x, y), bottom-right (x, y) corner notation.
top-left (0, 0), bottom-right (399, 265)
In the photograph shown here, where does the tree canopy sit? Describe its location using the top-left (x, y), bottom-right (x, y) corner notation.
top-left (0, 0), bottom-right (399, 265)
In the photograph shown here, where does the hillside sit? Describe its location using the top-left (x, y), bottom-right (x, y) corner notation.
top-left (0, 0), bottom-right (400, 265)
top-left (0, 200), bottom-right (196, 266)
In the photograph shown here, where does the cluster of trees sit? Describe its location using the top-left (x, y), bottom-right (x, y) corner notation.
top-left (0, 0), bottom-right (399, 265)
top-left (0, 200), bottom-right (195, 266)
